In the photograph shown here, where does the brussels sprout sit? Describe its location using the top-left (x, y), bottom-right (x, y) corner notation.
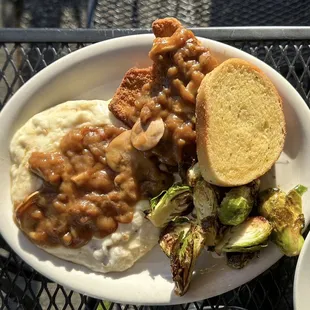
top-left (159, 217), bottom-right (206, 295)
top-left (187, 162), bottom-right (201, 187)
top-left (218, 180), bottom-right (260, 226)
top-left (159, 217), bottom-right (191, 257)
top-left (200, 216), bottom-right (219, 247)
top-left (193, 179), bottom-right (219, 221)
top-left (171, 224), bottom-right (205, 296)
top-left (258, 184), bottom-right (307, 256)
top-left (147, 184), bottom-right (192, 228)
top-left (192, 179), bottom-right (220, 246)
top-left (226, 252), bottom-right (257, 269)
top-left (215, 216), bottom-right (272, 254)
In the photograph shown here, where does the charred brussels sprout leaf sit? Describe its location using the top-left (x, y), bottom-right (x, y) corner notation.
top-left (171, 224), bottom-right (205, 296)
top-left (215, 216), bottom-right (272, 254)
top-left (192, 179), bottom-right (220, 246)
top-left (226, 252), bottom-right (258, 269)
top-left (258, 185), bottom-right (307, 256)
top-left (147, 184), bottom-right (192, 228)
top-left (193, 179), bottom-right (219, 221)
top-left (159, 217), bottom-right (191, 257)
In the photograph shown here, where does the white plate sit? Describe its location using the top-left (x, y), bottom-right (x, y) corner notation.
top-left (0, 34), bottom-right (310, 305)
top-left (294, 231), bottom-right (310, 310)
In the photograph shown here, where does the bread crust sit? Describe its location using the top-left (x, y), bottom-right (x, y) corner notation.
top-left (196, 58), bottom-right (286, 186)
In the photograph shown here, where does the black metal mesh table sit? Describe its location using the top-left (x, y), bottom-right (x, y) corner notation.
top-left (1, 28), bottom-right (310, 309)
top-left (91, 0), bottom-right (310, 28)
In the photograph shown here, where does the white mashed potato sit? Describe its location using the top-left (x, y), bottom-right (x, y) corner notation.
top-left (10, 100), bottom-right (160, 273)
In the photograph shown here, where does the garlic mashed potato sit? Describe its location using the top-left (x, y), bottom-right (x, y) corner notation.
top-left (10, 100), bottom-right (159, 273)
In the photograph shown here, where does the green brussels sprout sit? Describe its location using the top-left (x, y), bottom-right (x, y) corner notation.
top-left (171, 224), bottom-right (205, 296)
top-left (159, 217), bottom-right (191, 257)
top-left (193, 179), bottom-right (219, 221)
top-left (258, 184), bottom-right (307, 256)
top-left (159, 218), bottom-right (206, 296)
top-left (218, 180), bottom-right (260, 226)
top-left (146, 184), bottom-right (192, 228)
top-left (200, 216), bottom-right (219, 247)
top-left (192, 179), bottom-right (220, 246)
top-left (215, 216), bottom-right (272, 254)
top-left (226, 252), bottom-right (257, 269)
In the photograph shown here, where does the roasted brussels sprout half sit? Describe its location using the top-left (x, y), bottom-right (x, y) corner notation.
top-left (258, 184), bottom-right (307, 256)
top-left (146, 184), bottom-right (192, 228)
top-left (226, 252), bottom-right (258, 269)
top-left (193, 179), bottom-right (218, 221)
top-left (159, 217), bottom-right (191, 257)
top-left (215, 216), bottom-right (272, 254)
top-left (218, 180), bottom-right (260, 226)
top-left (192, 178), bottom-right (220, 246)
top-left (200, 216), bottom-right (219, 247)
top-left (159, 217), bottom-right (208, 295)
top-left (171, 224), bottom-right (205, 296)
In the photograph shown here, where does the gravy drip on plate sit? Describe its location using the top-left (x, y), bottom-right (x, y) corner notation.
top-left (14, 125), bottom-right (172, 248)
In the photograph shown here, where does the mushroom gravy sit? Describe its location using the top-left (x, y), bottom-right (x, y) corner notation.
top-left (110, 19), bottom-right (218, 166)
top-left (15, 125), bottom-right (172, 248)
top-left (139, 25), bottom-right (217, 165)
top-left (13, 18), bottom-right (217, 252)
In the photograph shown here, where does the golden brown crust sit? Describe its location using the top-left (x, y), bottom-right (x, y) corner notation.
top-left (108, 67), bottom-right (154, 127)
top-left (196, 58), bottom-right (286, 186)
top-left (152, 17), bottom-right (182, 37)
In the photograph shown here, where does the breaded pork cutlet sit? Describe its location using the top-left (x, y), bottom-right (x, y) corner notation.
top-left (109, 18), bottom-right (184, 127)
top-left (109, 17), bottom-right (217, 165)
top-left (109, 67), bottom-right (154, 127)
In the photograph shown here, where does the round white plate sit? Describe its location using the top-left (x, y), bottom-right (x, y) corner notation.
top-left (0, 34), bottom-right (310, 305)
top-left (294, 231), bottom-right (310, 310)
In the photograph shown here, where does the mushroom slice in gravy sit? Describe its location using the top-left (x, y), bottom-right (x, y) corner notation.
top-left (131, 117), bottom-right (165, 151)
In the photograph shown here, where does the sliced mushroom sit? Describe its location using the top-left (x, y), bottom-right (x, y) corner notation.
top-left (105, 129), bottom-right (173, 196)
top-left (15, 191), bottom-right (41, 221)
top-left (131, 117), bottom-right (165, 151)
top-left (106, 130), bottom-right (135, 172)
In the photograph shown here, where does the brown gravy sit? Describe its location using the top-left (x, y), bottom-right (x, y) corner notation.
top-left (14, 20), bottom-right (217, 249)
top-left (15, 125), bottom-right (172, 248)
top-left (132, 26), bottom-right (217, 165)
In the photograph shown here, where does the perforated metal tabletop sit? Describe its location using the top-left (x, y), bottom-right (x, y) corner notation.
top-left (1, 28), bottom-right (310, 309)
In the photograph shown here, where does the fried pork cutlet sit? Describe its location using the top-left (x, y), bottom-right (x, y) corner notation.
top-left (109, 67), bottom-right (154, 127)
top-left (109, 17), bottom-right (217, 165)
top-left (109, 18), bottom-right (186, 128)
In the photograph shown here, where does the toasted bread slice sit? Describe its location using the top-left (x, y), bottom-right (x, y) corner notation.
top-left (109, 67), bottom-right (154, 127)
top-left (196, 58), bottom-right (286, 186)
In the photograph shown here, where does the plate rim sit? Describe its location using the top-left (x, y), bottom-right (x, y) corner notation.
top-left (294, 230), bottom-right (310, 310)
